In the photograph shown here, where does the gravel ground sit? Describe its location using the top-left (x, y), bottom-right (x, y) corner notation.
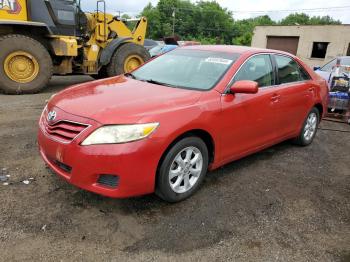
top-left (0, 76), bottom-right (349, 262)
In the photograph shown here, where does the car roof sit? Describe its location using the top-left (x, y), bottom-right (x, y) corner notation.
top-left (181, 45), bottom-right (291, 56)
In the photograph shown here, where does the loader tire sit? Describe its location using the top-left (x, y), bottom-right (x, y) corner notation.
top-left (0, 34), bottom-right (53, 94)
top-left (106, 42), bottom-right (150, 77)
top-left (91, 66), bottom-right (108, 80)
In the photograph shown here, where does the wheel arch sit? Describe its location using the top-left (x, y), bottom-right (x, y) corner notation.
top-left (314, 103), bottom-right (324, 120)
top-left (154, 128), bottom-right (215, 193)
top-left (157, 129), bottom-right (215, 173)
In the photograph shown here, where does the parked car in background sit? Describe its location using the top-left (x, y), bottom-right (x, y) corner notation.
top-left (38, 46), bottom-right (328, 202)
top-left (149, 44), bottom-right (178, 57)
top-left (178, 41), bottom-right (201, 46)
top-left (149, 40), bottom-right (201, 57)
top-left (144, 39), bottom-right (159, 50)
top-left (314, 56), bottom-right (350, 82)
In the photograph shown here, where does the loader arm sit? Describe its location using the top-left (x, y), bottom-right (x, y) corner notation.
top-left (108, 16), bottom-right (148, 45)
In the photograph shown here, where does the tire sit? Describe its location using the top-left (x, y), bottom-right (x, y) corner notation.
top-left (106, 42), bottom-right (150, 77)
top-left (0, 34), bottom-right (53, 94)
top-left (156, 137), bottom-right (209, 203)
top-left (293, 107), bottom-right (320, 146)
top-left (91, 66), bottom-right (108, 80)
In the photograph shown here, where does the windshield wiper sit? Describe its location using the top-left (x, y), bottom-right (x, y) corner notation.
top-left (124, 72), bottom-right (136, 79)
top-left (142, 79), bottom-right (178, 88)
top-left (125, 74), bottom-right (176, 88)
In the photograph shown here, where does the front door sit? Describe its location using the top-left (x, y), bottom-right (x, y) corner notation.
top-left (219, 54), bottom-right (281, 163)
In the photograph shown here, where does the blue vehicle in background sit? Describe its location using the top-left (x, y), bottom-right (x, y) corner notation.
top-left (149, 36), bottom-right (179, 57)
top-left (149, 44), bottom-right (178, 57)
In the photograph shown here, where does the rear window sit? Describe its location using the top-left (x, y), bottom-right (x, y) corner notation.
top-left (275, 55), bottom-right (310, 84)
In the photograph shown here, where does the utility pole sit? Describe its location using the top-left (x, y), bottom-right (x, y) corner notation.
top-left (172, 8), bottom-right (176, 36)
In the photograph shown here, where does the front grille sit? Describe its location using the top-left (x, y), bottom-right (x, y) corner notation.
top-left (44, 120), bottom-right (88, 143)
top-left (97, 175), bottom-right (119, 188)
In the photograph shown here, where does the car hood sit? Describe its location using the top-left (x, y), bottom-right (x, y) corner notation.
top-left (49, 76), bottom-right (203, 124)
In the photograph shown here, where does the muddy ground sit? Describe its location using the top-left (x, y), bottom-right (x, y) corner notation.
top-left (0, 76), bottom-right (349, 262)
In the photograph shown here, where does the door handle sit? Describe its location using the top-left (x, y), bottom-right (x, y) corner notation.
top-left (308, 87), bottom-right (315, 92)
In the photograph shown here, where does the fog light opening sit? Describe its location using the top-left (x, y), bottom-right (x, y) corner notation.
top-left (97, 174), bottom-right (119, 188)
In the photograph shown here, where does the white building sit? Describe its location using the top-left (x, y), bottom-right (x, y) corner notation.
top-left (251, 25), bottom-right (350, 68)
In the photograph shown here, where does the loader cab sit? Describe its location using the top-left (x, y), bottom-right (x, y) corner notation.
top-left (28, 0), bottom-right (78, 36)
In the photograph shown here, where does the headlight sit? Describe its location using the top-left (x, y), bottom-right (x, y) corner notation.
top-left (81, 123), bottom-right (159, 145)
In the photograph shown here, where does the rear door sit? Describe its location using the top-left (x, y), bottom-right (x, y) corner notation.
top-left (219, 54), bottom-right (281, 161)
top-left (271, 54), bottom-right (315, 136)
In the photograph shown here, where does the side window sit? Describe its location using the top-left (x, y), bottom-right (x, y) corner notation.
top-left (275, 55), bottom-right (310, 84)
top-left (320, 59), bottom-right (336, 72)
top-left (233, 54), bottom-right (273, 87)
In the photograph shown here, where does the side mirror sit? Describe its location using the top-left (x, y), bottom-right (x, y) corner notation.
top-left (230, 80), bottom-right (258, 94)
top-left (313, 66), bottom-right (321, 71)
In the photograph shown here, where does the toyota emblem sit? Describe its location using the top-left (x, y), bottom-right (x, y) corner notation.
top-left (47, 111), bottom-right (57, 122)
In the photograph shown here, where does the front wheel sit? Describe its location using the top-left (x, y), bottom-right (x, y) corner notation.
top-left (156, 137), bottom-right (209, 203)
top-left (293, 107), bottom-right (320, 146)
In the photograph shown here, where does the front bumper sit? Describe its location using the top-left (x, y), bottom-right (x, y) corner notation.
top-left (38, 109), bottom-right (163, 198)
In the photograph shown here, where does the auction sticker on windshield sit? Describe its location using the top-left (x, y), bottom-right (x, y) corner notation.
top-left (205, 57), bottom-right (233, 65)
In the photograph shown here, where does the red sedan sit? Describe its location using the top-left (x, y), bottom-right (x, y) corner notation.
top-left (38, 46), bottom-right (328, 202)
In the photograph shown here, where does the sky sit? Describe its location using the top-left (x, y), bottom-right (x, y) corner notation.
top-left (80, 0), bottom-right (350, 23)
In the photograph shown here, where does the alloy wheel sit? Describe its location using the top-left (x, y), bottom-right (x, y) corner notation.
top-left (169, 146), bottom-right (203, 194)
top-left (303, 112), bottom-right (317, 141)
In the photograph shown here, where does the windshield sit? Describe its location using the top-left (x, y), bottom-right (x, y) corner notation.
top-left (341, 57), bottom-right (350, 66)
top-left (321, 57), bottom-right (350, 72)
top-left (132, 49), bottom-right (240, 90)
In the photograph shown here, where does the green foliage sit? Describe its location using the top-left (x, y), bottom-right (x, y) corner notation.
top-left (309, 15), bottom-right (341, 25)
top-left (233, 15), bottom-right (275, 46)
top-left (140, 0), bottom-right (342, 45)
top-left (121, 14), bottom-right (131, 20)
top-left (280, 13), bottom-right (341, 25)
top-left (141, 0), bottom-right (234, 43)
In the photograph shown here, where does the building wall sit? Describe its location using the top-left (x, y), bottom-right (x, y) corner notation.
top-left (251, 25), bottom-right (350, 68)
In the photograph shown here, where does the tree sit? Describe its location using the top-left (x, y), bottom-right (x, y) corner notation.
top-left (121, 14), bottom-right (131, 20)
top-left (309, 15), bottom-right (341, 25)
top-left (141, 0), bottom-right (235, 43)
top-left (233, 15), bottom-right (275, 46)
top-left (280, 13), bottom-right (341, 25)
top-left (140, 1), bottom-right (342, 45)
top-left (194, 1), bottom-right (234, 43)
top-left (142, 3), bottom-right (163, 39)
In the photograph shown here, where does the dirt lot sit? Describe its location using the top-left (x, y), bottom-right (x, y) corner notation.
top-left (0, 76), bottom-right (349, 262)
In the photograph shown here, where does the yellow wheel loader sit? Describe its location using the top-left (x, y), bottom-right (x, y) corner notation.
top-left (0, 0), bottom-right (150, 94)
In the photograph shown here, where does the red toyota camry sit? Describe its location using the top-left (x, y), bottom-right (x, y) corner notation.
top-left (38, 46), bottom-right (328, 202)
